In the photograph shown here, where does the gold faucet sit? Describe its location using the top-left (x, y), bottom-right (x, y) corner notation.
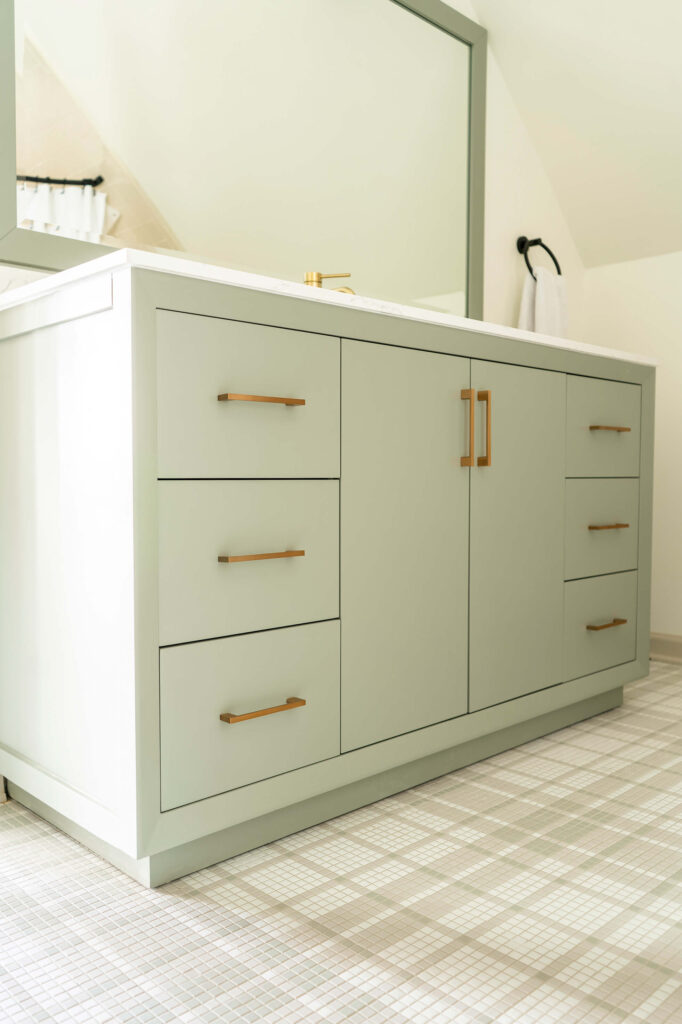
top-left (304, 271), bottom-right (355, 294)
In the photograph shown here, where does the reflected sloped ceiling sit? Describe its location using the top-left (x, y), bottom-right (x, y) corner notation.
top-left (18, 0), bottom-right (470, 304)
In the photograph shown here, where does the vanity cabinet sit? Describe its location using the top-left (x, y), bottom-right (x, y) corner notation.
top-left (561, 373), bottom-right (642, 684)
top-left (156, 310), bottom-right (341, 479)
top-left (566, 376), bottom-right (641, 478)
top-left (341, 347), bottom-right (568, 736)
top-left (0, 253), bottom-right (654, 886)
top-left (565, 573), bottom-right (638, 680)
top-left (160, 621), bottom-right (340, 811)
top-left (158, 480), bottom-right (339, 646)
top-left (340, 340), bottom-right (470, 751)
top-left (565, 478), bottom-right (639, 580)
top-left (469, 361), bottom-right (565, 711)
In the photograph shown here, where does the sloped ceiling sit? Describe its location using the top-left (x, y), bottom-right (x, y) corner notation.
top-left (471, 0), bottom-right (682, 266)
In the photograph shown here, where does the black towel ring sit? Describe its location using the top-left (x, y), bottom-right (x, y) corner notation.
top-left (516, 236), bottom-right (561, 280)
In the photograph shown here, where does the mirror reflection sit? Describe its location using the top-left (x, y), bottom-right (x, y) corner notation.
top-left (15, 0), bottom-right (470, 312)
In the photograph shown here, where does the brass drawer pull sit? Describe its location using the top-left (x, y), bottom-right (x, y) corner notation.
top-left (589, 425), bottom-right (631, 432)
top-left (218, 549), bottom-right (305, 564)
top-left (588, 523), bottom-right (630, 531)
top-left (220, 697), bottom-right (306, 724)
top-left (217, 392), bottom-right (305, 406)
top-left (586, 617), bottom-right (627, 631)
top-left (460, 389), bottom-right (475, 467)
top-left (477, 390), bottom-right (491, 467)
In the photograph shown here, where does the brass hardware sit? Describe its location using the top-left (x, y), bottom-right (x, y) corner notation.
top-left (218, 550), bottom-right (305, 564)
top-left (477, 390), bottom-right (491, 467)
top-left (586, 618), bottom-right (627, 631)
top-left (220, 697), bottom-right (306, 725)
top-left (588, 523), bottom-right (630, 531)
top-left (304, 271), bottom-right (349, 287)
top-left (460, 389), bottom-right (475, 467)
top-left (589, 425), bottom-right (631, 432)
top-left (304, 271), bottom-right (355, 295)
top-left (217, 392), bottom-right (305, 406)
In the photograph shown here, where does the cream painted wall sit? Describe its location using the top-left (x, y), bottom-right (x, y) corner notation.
top-left (481, 54), bottom-right (585, 337)
top-left (442, 0), bottom-right (585, 335)
top-left (583, 251), bottom-right (682, 636)
top-left (465, 0), bottom-right (682, 268)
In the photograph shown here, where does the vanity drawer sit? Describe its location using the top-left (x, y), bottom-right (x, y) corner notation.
top-left (566, 376), bottom-right (641, 477)
top-left (160, 620), bottom-right (340, 810)
top-left (565, 478), bottom-right (639, 580)
top-left (564, 571), bottom-right (637, 681)
top-left (159, 480), bottom-right (339, 645)
top-left (156, 310), bottom-right (340, 478)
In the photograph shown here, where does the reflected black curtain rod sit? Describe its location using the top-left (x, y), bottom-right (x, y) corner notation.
top-left (516, 235), bottom-right (561, 279)
top-left (17, 174), bottom-right (104, 188)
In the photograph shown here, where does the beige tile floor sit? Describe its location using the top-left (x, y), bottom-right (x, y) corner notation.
top-left (1, 661), bottom-right (682, 1023)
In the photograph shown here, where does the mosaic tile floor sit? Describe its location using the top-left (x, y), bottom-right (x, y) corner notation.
top-left (2, 661), bottom-right (682, 1023)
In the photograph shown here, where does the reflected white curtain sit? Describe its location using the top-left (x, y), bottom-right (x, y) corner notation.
top-left (16, 182), bottom-right (108, 243)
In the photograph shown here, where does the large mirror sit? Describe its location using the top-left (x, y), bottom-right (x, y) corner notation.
top-left (0, 0), bottom-right (486, 316)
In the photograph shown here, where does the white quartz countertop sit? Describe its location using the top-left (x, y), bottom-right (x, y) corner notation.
top-left (0, 248), bottom-right (656, 367)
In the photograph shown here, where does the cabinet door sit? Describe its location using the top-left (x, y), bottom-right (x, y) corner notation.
top-left (341, 340), bottom-right (470, 751)
top-left (469, 361), bottom-right (566, 712)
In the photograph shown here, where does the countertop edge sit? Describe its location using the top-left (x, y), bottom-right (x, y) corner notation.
top-left (0, 248), bottom-right (658, 368)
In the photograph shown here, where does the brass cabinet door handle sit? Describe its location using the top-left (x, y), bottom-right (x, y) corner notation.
top-left (589, 425), bottom-right (630, 432)
top-left (588, 523), bottom-right (630, 531)
top-left (217, 392), bottom-right (305, 406)
top-left (218, 549), bottom-right (305, 564)
top-left (460, 388), bottom-right (475, 467)
top-left (220, 697), bottom-right (306, 724)
top-left (586, 618), bottom-right (627, 631)
top-left (477, 390), bottom-right (491, 467)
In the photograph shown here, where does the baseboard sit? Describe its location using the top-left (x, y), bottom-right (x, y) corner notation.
top-left (146, 686), bottom-right (623, 887)
top-left (6, 687), bottom-right (623, 887)
top-left (5, 783), bottom-right (151, 886)
top-left (650, 632), bottom-right (682, 665)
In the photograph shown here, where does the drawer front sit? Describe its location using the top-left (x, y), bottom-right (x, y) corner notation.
top-left (160, 620), bottom-right (340, 810)
top-left (156, 310), bottom-right (340, 478)
top-left (565, 478), bottom-right (639, 580)
top-left (159, 480), bottom-right (339, 645)
top-left (564, 571), bottom-right (637, 680)
top-left (566, 376), bottom-right (641, 477)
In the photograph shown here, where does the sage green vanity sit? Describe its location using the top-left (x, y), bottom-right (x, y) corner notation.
top-left (0, 251), bottom-right (654, 885)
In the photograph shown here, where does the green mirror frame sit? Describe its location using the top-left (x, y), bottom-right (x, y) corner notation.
top-left (0, 0), bottom-right (486, 318)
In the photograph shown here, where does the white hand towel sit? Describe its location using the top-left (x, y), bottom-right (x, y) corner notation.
top-left (518, 271), bottom-right (536, 332)
top-left (517, 265), bottom-right (567, 338)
